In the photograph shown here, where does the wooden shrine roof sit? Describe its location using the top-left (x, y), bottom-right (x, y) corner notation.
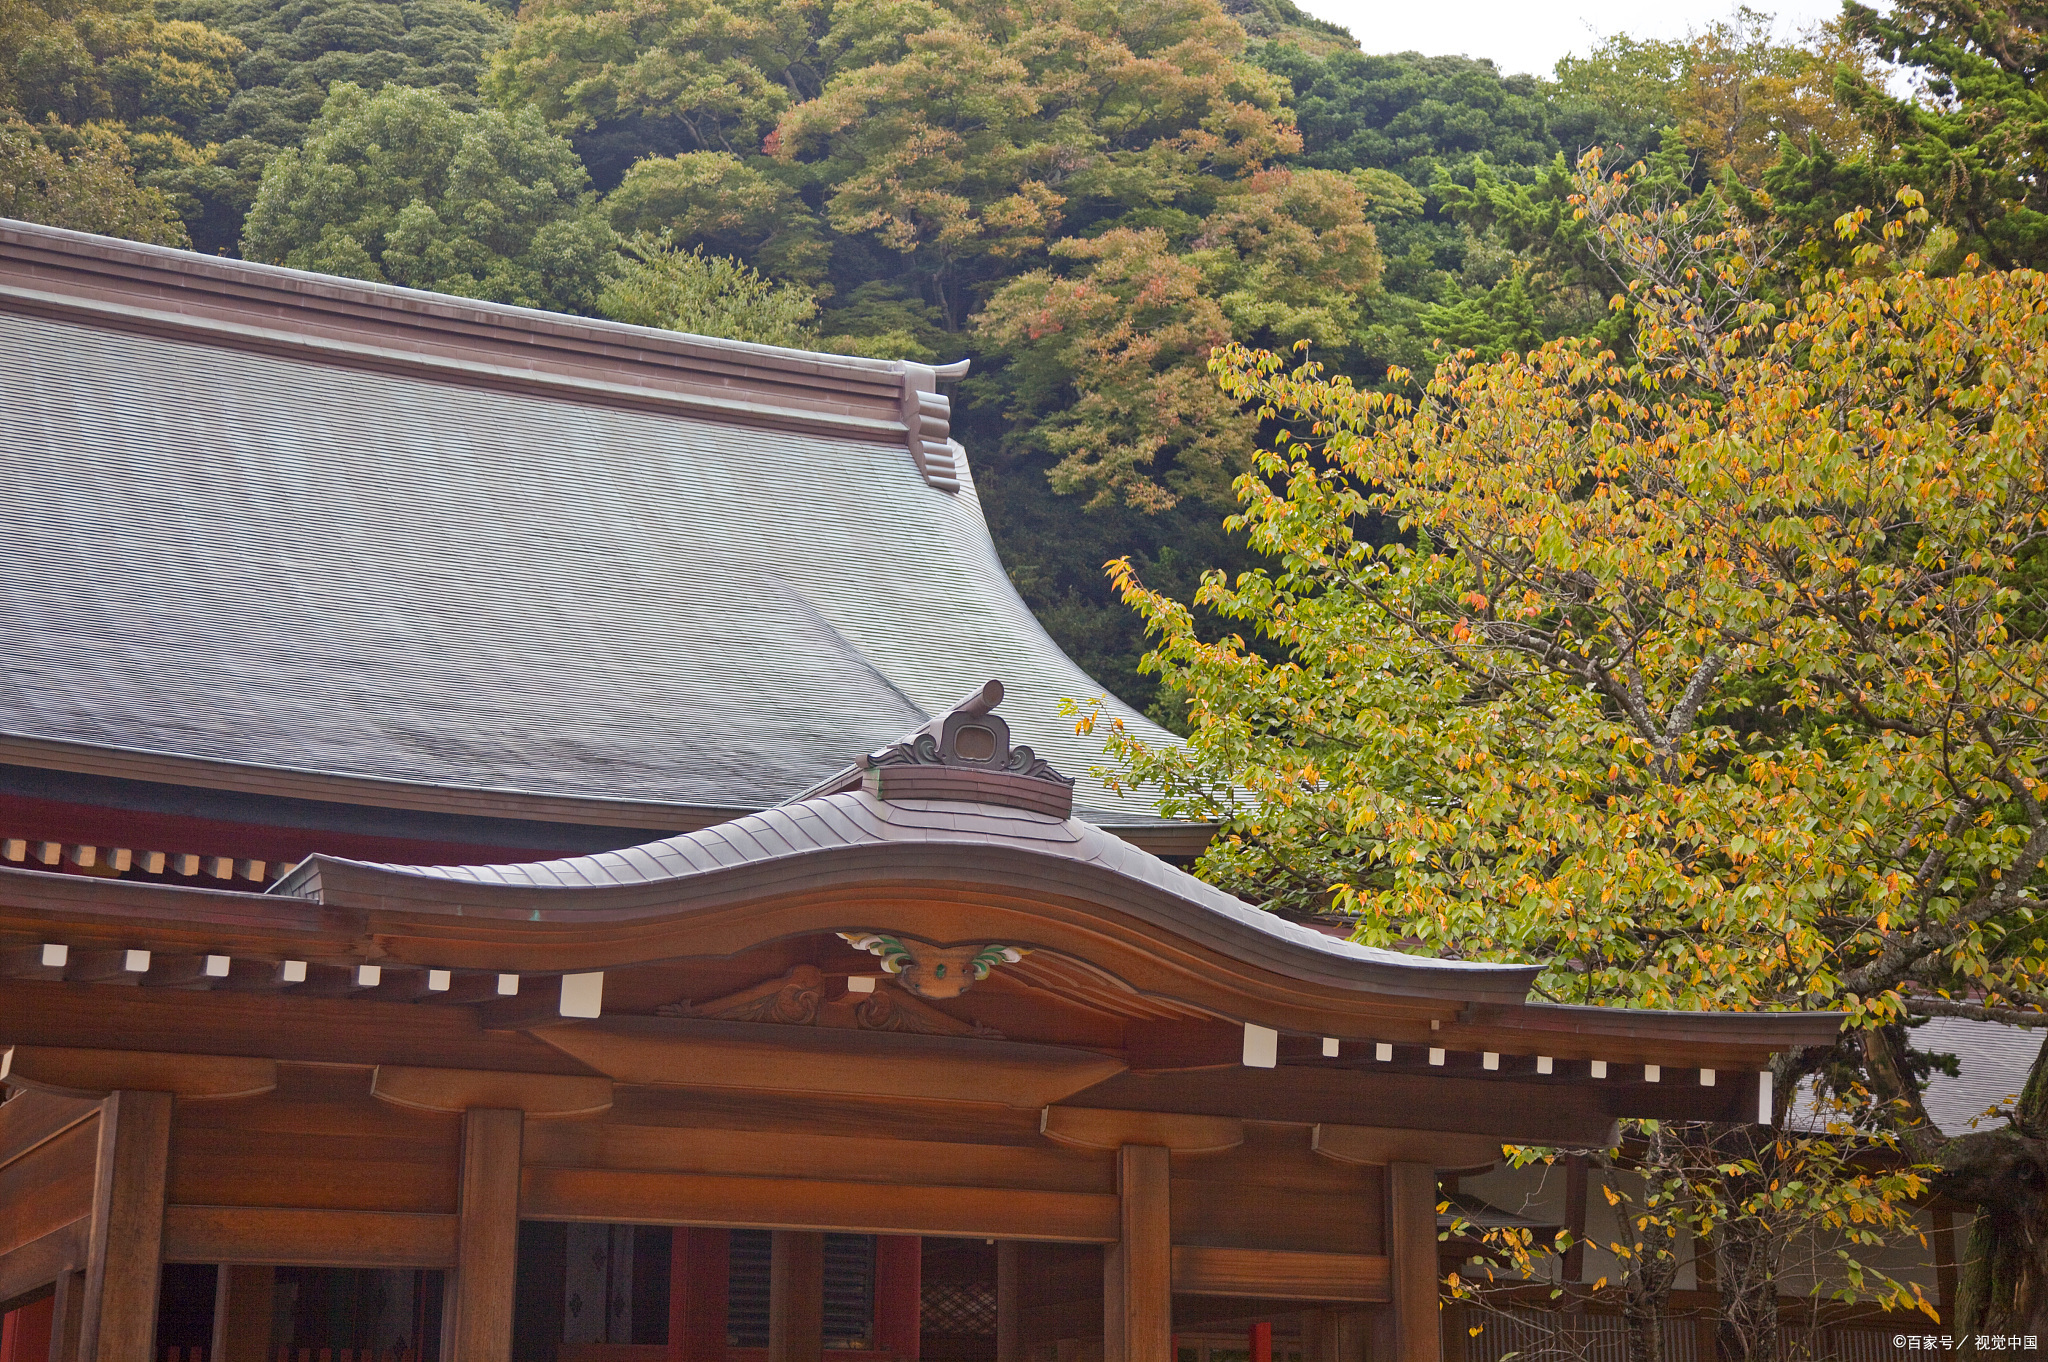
top-left (0, 686), bottom-right (1840, 1142)
top-left (0, 217), bottom-right (1185, 836)
top-left (281, 787), bottom-right (1542, 1005)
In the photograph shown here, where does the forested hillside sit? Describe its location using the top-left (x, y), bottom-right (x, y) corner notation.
top-left (4, 0), bottom-right (2038, 715)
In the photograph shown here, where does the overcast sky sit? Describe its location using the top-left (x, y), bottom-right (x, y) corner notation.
top-left (1291, 0), bottom-right (1855, 77)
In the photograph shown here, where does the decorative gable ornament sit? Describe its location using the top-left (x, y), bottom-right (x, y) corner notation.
top-left (839, 932), bottom-right (1028, 1000)
top-left (860, 680), bottom-right (1076, 817)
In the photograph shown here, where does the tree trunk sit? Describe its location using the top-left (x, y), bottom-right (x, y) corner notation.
top-left (1710, 1124), bottom-right (1781, 1362)
top-left (1624, 1125), bottom-right (1682, 1362)
top-left (1623, 1244), bottom-right (1677, 1362)
top-left (1939, 1029), bottom-right (2048, 1353)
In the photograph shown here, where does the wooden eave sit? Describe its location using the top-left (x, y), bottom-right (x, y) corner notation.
top-left (0, 858), bottom-right (1836, 1073)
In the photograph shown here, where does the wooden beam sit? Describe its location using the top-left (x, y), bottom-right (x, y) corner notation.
top-left (80, 1091), bottom-right (171, 1362)
top-left (0, 978), bottom-right (596, 1076)
top-left (0, 1091), bottom-right (97, 1175)
top-left (535, 1018), bottom-right (1125, 1109)
top-left (2, 1048), bottom-right (274, 1103)
top-left (1168, 1248), bottom-right (1390, 1303)
top-left (768, 1232), bottom-right (825, 1362)
top-left (161, 1206), bottom-right (457, 1268)
top-left (369, 1066), bottom-right (611, 1117)
top-left (446, 1109), bottom-right (522, 1362)
top-left (1387, 1162), bottom-right (1439, 1362)
top-left (60, 954), bottom-right (148, 986)
top-left (0, 1219), bottom-right (86, 1312)
top-left (522, 1167), bottom-right (1119, 1242)
top-left (1108, 1146), bottom-right (1170, 1362)
top-left (1041, 1109), bottom-right (1243, 1154)
top-left (609, 1084), bottom-right (1044, 1147)
top-left (0, 945), bottom-right (68, 983)
top-left (210, 1266), bottom-right (274, 1362)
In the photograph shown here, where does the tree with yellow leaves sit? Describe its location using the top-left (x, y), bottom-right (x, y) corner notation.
top-left (1091, 161), bottom-right (2048, 1350)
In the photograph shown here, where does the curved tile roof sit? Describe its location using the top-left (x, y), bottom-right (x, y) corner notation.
top-left (284, 789), bottom-right (1543, 1003)
top-left (0, 223), bottom-right (1178, 817)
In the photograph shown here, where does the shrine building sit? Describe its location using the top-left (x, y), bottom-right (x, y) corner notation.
top-left (0, 218), bottom-right (1840, 1362)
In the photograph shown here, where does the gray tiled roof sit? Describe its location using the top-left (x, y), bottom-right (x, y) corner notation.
top-left (0, 307), bottom-right (1176, 813)
top-left (1915, 1018), bottom-right (2044, 1136)
top-left (291, 789), bottom-right (1543, 1000)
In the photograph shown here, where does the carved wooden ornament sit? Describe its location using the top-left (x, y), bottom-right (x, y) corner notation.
top-left (660, 965), bottom-right (1001, 1037)
top-left (838, 933), bottom-right (1026, 999)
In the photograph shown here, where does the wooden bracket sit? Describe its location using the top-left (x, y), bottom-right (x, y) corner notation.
top-left (1311, 1123), bottom-right (1502, 1171)
top-left (1039, 1106), bottom-right (1244, 1153)
top-left (0, 1045), bottom-right (276, 1101)
top-left (369, 1066), bottom-right (612, 1117)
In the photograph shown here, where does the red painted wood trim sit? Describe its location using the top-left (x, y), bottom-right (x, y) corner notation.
top-left (670, 1228), bottom-right (731, 1362)
top-left (0, 1293), bottom-right (55, 1362)
top-left (874, 1236), bottom-right (921, 1360)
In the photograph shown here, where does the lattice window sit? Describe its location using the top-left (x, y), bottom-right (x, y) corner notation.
top-left (920, 1282), bottom-right (997, 1336)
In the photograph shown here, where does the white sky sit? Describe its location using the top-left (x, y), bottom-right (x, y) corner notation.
top-left (1291, 0), bottom-right (1855, 77)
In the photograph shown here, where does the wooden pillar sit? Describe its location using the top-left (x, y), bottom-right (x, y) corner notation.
top-left (48, 1272), bottom-right (85, 1362)
top-left (875, 1236), bottom-right (921, 1360)
top-left (81, 1091), bottom-right (171, 1362)
top-left (1560, 1156), bottom-right (1588, 1300)
top-left (1250, 1321), bottom-right (1272, 1362)
top-left (445, 1108), bottom-right (523, 1362)
top-left (211, 1266), bottom-right (275, 1362)
top-left (768, 1232), bottom-right (825, 1362)
top-left (995, 1242), bottom-right (1022, 1362)
top-left (1387, 1163), bottom-right (1440, 1362)
top-left (670, 1229), bottom-right (731, 1362)
top-left (1105, 1145), bottom-right (1170, 1362)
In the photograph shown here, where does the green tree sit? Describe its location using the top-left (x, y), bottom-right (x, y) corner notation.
top-left (597, 232), bottom-right (821, 346)
top-left (155, 0), bottom-right (512, 250)
top-left (0, 112), bottom-right (190, 242)
top-left (1093, 172), bottom-right (2048, 1348)
top-left (1255, 45), bottom-right (1557, 186)
top-left (605, 149), bottom-right (824, 280)
top-left (483, 0), bottom-right (820, 186)
top-left (1244, 46), bottom-right (1577, 381)
top-left (1809, 0), bottom-right (2048, 269)
top-left (240, 81), bottom-right (615, 310)
top-left (0, 0), bottom-right (244, 133)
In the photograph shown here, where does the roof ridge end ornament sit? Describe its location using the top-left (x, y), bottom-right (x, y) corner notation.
top-left (896, 358), bottom-right (970, 493)
top-left (857, 679), bottom-right (1076, 817)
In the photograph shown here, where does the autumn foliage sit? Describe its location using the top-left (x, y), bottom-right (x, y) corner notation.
top-left (1094, 167), bottom-right (2048, 1341)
